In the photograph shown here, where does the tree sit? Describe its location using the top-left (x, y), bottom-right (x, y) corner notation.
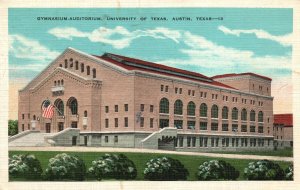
top-left (8, 120), bottom-right (18, 136)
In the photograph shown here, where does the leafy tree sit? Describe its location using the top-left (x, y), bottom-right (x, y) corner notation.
top-left (8, 120), bottom-right (18, 136)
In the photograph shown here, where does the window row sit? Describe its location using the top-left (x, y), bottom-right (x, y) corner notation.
top-left (54, 79), bottom-right (64, 86)
top-left (104, 135), bottom-right (119, 143)
top-left (105, 117), bottom-right (154, 128)
top-left (160, 98), bottom-right (264, 121)
top-left (60, 58), bottom-right (97, 78)
top-left (176, 136), bottom-right (271, 148)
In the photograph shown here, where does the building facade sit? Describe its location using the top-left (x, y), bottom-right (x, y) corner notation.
top-left (17, 47), bottom-right (274, 151)
top-left (273, 114), bottom-right (293, 149)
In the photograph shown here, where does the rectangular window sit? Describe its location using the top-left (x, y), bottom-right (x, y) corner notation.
top-left (28, 124), bottom-right (30, 130)
top-left (204, 92), bottom-right (207, 98)
top-left (222, 124), bottom-right (228, 131)
top-left (211, 137), bottom-right (215, 147)
top-left (211, 123), bottom-right (218, 131)
top-left (105, 119), bottom-right (109, 128)
top-left (200, 92), bottom-right (203, 98)
top-left (245, 138), bottom-right (248, 147)
top-left (22, 114), bottom-right (24, 120)
top-left (200, 122), bottom-right (207, 130)
top-left (258, 126), bottom-right (264, 133)
top-left (161, 85), bottom-right (164, 91)
top-left (187, 121), bottom-right (195, 130)
top-left (232, 138), bottom-right (235, 147)
top-left (165, 85), bottom-right (169, 92)
top-left (241, 125), bottom-right (247, 132)
top-left (115, 105), bottom-right (118, 112)
top-left (105, 136), bottom-right (108, 143)
top-left (236, 138), bottom-right (239, 147)
top-left (140, 104), bottom-right (144, 112)
top-left (140, 117), bottom-right (144, 127)
top-left (192, 137), bottom-right (196, 147)
top-left (215, 138), bottom-right (219, 147)
top-left (187, 136), bottom-right (191, 147)
top-left (114, 136), bottom-right (118, 143)
top-left (188, 90), bottom-right (191, 95)
top-left (199, 137), bottom-right (203, 147)
top-left (232, 124), bottom-right (238, 132)
top-left (179, 88), bottom-right (182, 94)
top-left (179, 137), bottom-right (183, 147)
top-left (175, 87), bottom-right (178, 94)
top-left (204, 137), bottom-right (208, 147)
top-left (250, 125), bottom-right (256, 132)
top-left (150, 105), bottom-right (154, 112)
top-left (28, 114), bottom-right (30, 119)
top-left (150, 118), bottom-right (154, 128)
top-left (114, 118), bottom-right (118, 127)
top-left (222, 138), bottom-right (226, 147)
top-left (241, 138), bottom-right (244, 147)
top-left (105, 106), bottom-right (109, 113)
top-left (192, 90), bottom-right (195, 96)
top-left (174, 120), bottom-right (183, 129)
top-left (124, 117), bottom-right (128, 127)
top-left (124, 104), bottom-right (128, 112)
top-left (215, 94), bottom-right (218, 99)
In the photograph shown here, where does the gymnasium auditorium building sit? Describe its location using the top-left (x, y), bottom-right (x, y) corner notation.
top-left (14, 47), bottom-right (275, 151)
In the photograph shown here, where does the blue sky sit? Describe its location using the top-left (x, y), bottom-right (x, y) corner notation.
top-left (9, 8), bottom-right (292, 81)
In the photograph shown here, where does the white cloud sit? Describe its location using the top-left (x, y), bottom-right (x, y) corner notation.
top-left (9, 34), bottom-right (60, 62)
top-left (48, 26), bottom-right (181, 49)
top-left (218, 25), bottom-right (292, 47)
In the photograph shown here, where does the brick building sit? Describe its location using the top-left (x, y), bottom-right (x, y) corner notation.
top-left (16, 47), bottom-right (275, 151)
top-left (273, 114), bottom-right (293, 148)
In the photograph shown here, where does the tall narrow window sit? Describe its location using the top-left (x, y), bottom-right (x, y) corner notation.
top-left (68, 97), bottom-right (78, 115)
top-left (64, 59), bottom-right (68, 68)
top-left (84, 111), bottom-right (87, 117)
top-left (54, 99), bottom-right (64, 116)
top-left (87, 66), bottom-right (90, 75)
top-left (159, 98), bottom-right (169, 114)
top-left (222, 106), bottom-right (228, 119)
top-left (211, 105), bottom-right (218, 118)
top-left (124, 117), bottom-right (128, 127)
top-left (124, 104), bottom-right (128, 112)
top-left (81, 63), bottom-right (84, 72)
top-left (232, 107), bottom-right (238, 120)
top-left (241, 108), bottom-right (247, 121)
top-left (150, 118), bottom-right (154, 128)
top-left (75, 61), bottom-right (79, 70)
top-left (200, 103), bottom-right (207, 117)
top-left (92, 68), bottom-right (96, 78)
top-left (187, 101), bottom-right (196, 116)
top-left (250, 110), bottom-right (255, 121)
top-left (174, 100), bottom-right (183, 115)
top-left (115, 118), bottom-right (118, 127)
top-left (258, 111), bottom-right (264, 122)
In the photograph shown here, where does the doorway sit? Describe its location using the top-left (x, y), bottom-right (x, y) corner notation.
top-left (72, 136), bottom-right (77, 146)
top-left (84, 136), bottom-right (88, 146)
top-left (45, 123), bottom-right (51, 133)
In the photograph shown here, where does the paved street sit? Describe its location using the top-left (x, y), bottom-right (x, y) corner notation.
top-left (9, 146), bottom-right (293, 162)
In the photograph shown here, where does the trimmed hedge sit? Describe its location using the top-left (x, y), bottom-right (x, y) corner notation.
top-left (88, 153), bottom-right (137, 180)
top-left (143, 157), bottom-right (189, 180)
top-left (9, 154), bottom-right (43, 180)
top-left (197, 160), bottom-right (239, 180)
top-left (244, 160), bottom-right (285, 180)
top-left (44, 153), bottom-right (86, 181)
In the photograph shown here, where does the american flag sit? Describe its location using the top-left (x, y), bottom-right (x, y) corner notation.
top-left (42, 101), bottom-right (54, 119)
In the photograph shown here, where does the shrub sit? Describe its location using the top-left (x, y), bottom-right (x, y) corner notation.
top-left (88, 153), bottom-right (137, 180)
top-left (197, 160), bottom-right (239, 180)
top-left (244, 160), bottom-right (284, 180)
top-left (8, 120), bottom-right (18, 136)
top-left (44, 153), bottom-right (86, 181)
top-left (285, 164), bottom-right (293, 180)
top-left (143, 157), bottom-right (189, 180)
top-left (9, 154), bottom-right (42, 180)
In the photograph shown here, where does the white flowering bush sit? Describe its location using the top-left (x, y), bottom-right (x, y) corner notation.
top-left (285, 164), bottom-right (293, 180)
top-left (88, 153), bottom-right (137, 180)
top-left (143, 157), bottom-right (189, 180)
top-left (244, 160), bottom-right (284, 180)
top-left (197, 160), bottom-right (239, 180)
top-left (44, 153), bottom-right (86, 181)
top-left (9, 154), bottom-right (43, 180)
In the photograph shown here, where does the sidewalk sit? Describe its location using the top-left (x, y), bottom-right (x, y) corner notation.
top-left (9, 146), bottom-right (293, 162)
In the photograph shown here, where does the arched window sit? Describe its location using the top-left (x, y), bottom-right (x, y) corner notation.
top-left (61, 79), bottom-right (64, 86)
top-left (67, 97), bottom-right (78, 115)
top-left (200, 103), bottom-right (207, 117)
top-left (41, 100), bottom-right (50, 109)
top-left (33, 115), bottom-right (36, 120)
top-left (187, 101), bottom-right (195, 116)
top-left (92, 68), bottom-right (96, 78)
top-left (54, 81), bottom-right (56, 86)
top-left (58, 80), bottom-right (60, 86)
top-left (222, 106), bottom-right (228, 119)
top-left (250, 110), bottom-right (256, 121)
top-left (258, 111), bottom-right (263, 122)
top-left (159, 98), bottom-right (169, 114)
top-left (232, 107), bottom-right (238, 120)
top-left (241, 108), bottom-right (247, 121)
top-left (84, 110), bottom-right (87, 117)
top-left (211, 105), bottom-right (218, 118)
top-left (54, 99), bottom-right (64, 116)
top-left (81, 63), bottom-right (84, 72)
top-left (64, 59), bottom-right (68, 68)
top-left (174, 100), bottom-right (183, 115)
top-left (75, 61), bottom-right (79, 70)
top-left (87, 66), bottom-right (90, 75)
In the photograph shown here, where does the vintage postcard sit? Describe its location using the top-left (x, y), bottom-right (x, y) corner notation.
top-left (0, 0), bottom-right (299, 189)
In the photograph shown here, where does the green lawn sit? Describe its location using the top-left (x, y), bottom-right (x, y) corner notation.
top-left (210, 147), bottom-right (293, 157)
top-left (9, 150), bottom-right (292, 181)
